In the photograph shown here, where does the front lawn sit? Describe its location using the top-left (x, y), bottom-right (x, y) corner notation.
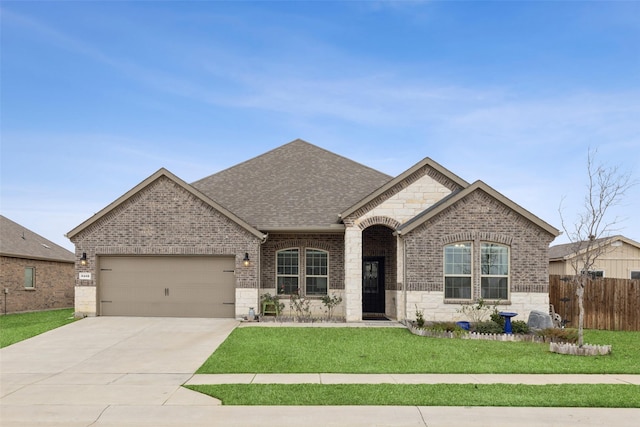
top-left (0, 308), bottom-right (76, 348)
top-left (196, 327), bottom-right (640, 374)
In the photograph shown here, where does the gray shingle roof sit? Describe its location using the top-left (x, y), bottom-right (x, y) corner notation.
top-left (549, 235), bottom-right (640, 260)
top-left (191, 139), bottom-right (392, 230)
top-left (1, 215), bottom-right (74, 262)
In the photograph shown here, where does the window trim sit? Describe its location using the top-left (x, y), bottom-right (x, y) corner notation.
top-left (443, 242), bottom-right (472, 300)
top-left (480, 242), bottom-right (510, 301)
top-left (305, 248), bottom-right (329, 296)
top-left (581, 269), bottom-right (605, 279)
top-left (24, 266), bottom-right (36, 289)
top-left (275, 247), bottom-right (330, 297)
top-left (276, 248), bottom-right (299, 295)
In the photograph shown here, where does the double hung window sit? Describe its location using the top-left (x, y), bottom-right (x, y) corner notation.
top-left (306, 249), bottom-right (328, 295)
top-left (444, 243), bottom-right (472, 299)
top-left (481, 243), bottom-right (509, 300)
top-left (444, 242), bottom-right (510, 301)
top-left (276, 249), bottom-right (299, 295)
top-left (276, 248), bottom-right (328, 296)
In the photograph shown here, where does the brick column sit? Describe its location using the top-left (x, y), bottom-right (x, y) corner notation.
top-left (344, 226), bottom-right (362, 321)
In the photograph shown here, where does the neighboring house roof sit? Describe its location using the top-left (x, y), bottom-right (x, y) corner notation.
top-left (396, 180), bottom-right (560, 237)
top-left (0, 215), bottom-right (74, 263)
top-left (192, 139), bottom-right (392, 231)
top-left (340, 157), bottom-right (469, 220)
top-left (549, 235), bottom-right (640, 261)
top-left (66, 168), bottom-right (267, 241)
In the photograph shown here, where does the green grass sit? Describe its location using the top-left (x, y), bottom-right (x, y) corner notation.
top-left (196, 327), bottom-right (640, 374)
top-left (0, 308), bottom-right (77, 348)
top-left (187, 384), bottom-right (640, 407)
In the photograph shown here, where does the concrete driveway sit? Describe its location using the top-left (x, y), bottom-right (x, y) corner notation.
top-left (2, 317), bottom-right (639, 427)
top-left (0, 317), bottom-right (238, 426)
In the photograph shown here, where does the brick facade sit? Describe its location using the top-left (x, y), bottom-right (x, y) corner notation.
top-left (67, 150), bottom-right (557, 323)
top-left (259, 233), bottom-right (346, 317)
top-left (260, 233), bottom-right (345, 290)
top-left (69, 175), bottom-right (262, 317)
top-left (0, 256), bottom-right (74, 314)
top-left (403, 189), bottom-right (555, 321)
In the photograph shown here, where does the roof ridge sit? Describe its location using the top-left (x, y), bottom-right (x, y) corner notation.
top-left (191, 138), bottom-right (391, 185)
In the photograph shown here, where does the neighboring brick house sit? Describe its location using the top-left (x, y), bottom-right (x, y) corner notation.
top-left (0, 215), bottom-right (75, 314)
top-left (67, 139), bottom-right (559, 322)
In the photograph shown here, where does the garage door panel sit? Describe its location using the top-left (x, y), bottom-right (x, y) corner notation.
top-left (99, 256), bottom-right (236, 318)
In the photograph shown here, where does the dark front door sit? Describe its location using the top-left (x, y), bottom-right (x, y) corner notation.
top-left (362, 257), bottom-right (385, 314)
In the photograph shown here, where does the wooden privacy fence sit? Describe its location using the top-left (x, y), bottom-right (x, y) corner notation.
top-left (549, 275), bottom-right (640, 331)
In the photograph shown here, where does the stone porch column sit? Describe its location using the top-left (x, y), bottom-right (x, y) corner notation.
top-left (344, 225), bottom-right (363, 321)
top-left (396, 234), bottom-right (406, 321)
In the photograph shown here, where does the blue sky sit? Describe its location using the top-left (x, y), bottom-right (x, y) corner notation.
top-left (1, 1), bottom-right (638, 252)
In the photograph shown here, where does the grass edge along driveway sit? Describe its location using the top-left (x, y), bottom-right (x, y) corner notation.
top-left (191, 326), bottom-right (640, 407)
top-left (0, 308), bottom-right (77, 348)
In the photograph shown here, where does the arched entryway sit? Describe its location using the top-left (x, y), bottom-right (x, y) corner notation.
top-left (362, 224), bottom-right (397, 318)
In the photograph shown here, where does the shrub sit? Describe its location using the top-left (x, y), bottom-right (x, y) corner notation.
top-left (426, 322), bottom-right (464, 333)
top-left (415, 305), bottom-right (425, 328)
top-left (457, 298), bottom-right (492, 323)
top-left (511, 320), bottom-right (530, 334)
top-left (536, 328), bottom-right (579, 344)
top-left (321, 294), bottom-right (343, 320)
top-left (490, 310), bottom-right (505, 328)
top-left (472, 321), bottom-right (504, 334)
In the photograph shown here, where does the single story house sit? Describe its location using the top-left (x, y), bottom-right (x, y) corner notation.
top-left (549, 235), bottom-right (640, 280)
top-left (0, 215), bottom-right (75, 314)
top-left (67, 140), bottom-right (559, 322)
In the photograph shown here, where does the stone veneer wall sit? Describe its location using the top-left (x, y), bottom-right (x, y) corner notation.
top-left (342, 165), bottom-right (463, 321)
top-left (69, 176), bottom-right (262, 318)
top-left (403, 189), bottom-right (555, 322)
top-left (0, 256), bottom-right (74, 314)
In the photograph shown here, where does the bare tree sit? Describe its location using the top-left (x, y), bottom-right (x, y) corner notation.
top-left (559, 148), bottom-right (634, 346)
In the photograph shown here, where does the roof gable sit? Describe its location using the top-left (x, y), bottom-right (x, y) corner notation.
top-left (192, 139), bottom-right (392, 230)
top-left (397, 180), bottom-right (560, 237)
top-left (340, 157), bottom-right (469, 220)
top-left (1, 215), bottom-right (74, 262)
top-left (549, 235), bottom-right (640, 261)
top-left (67, 168), bottom-right (265, 240)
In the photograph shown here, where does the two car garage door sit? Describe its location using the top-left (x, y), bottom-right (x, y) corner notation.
top-left (99, 256), bottom-right (236, 318)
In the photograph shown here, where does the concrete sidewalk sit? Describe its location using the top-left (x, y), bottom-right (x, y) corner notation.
top-left (187, 373), bottom-right (640, 385)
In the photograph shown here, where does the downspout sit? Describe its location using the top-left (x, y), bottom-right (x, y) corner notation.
top-left (258, 233), bottom-right (268, 313)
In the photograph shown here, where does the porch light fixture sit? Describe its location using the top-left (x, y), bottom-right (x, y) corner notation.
top-left (80, 252), bottom-right (88, 266)
top-left (243, 253), bottom-right (250, 267)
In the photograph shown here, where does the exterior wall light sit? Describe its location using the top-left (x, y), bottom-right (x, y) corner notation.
top-left (80, 252), bottom-right (88, 266)
top-left (243, 252), bottom-right (250, 267)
